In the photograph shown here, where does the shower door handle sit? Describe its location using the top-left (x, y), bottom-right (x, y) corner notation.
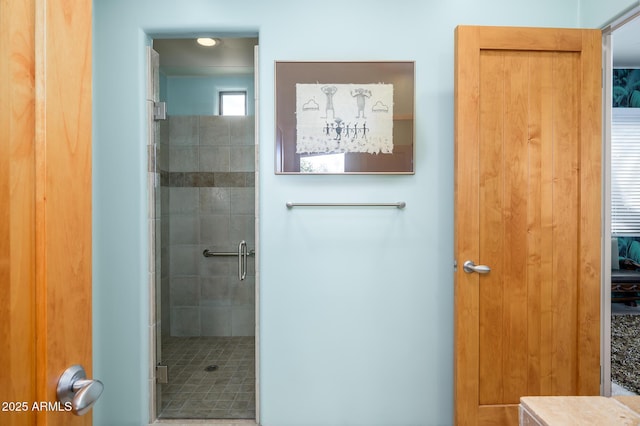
top-left (238, 240), bottom-right (248, 281)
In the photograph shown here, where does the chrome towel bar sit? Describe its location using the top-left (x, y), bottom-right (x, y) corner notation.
top-left (285, 201), bottom-right (406, 209)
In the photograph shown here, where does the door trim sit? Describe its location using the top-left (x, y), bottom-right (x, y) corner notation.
top-left (601, 23), bottom-right (614, 398)
top-left (600, 4), bottom-right (640, 398)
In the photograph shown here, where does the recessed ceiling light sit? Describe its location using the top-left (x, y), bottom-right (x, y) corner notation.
top-left (197, 37), bottom-right (219, 47)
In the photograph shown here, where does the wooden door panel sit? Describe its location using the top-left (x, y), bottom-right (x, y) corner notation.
top-left (0, 1), bottom-right (92, 425)
top-left (478, 405), bottom-right (518, 426)
top-left (0, 1), bottom-right (37, 425)
top-left (37, 0), bottom-right (93, 424)
top-left (455, 26), bottom-right (601, 426)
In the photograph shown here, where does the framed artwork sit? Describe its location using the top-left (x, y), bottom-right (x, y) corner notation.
top-left (275, 61), bottom-right (415, 174)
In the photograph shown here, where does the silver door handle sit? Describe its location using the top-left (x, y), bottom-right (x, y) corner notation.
top-left (463, 260), bottom-right (491, 274)
top-left (57, 365), bottom-right (103, 416)
top-left (238, 240), bottom-right (248, 281)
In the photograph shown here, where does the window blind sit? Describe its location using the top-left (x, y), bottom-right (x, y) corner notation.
top-left (612, 108), bottom-right (640, 235)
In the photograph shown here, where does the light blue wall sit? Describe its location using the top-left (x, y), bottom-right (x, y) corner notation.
top-left (165, 74), bottom-right (255, 115)
top-left (580, 0), bottom-right (638, 27)
top-left (93, 1), bottom-right (621, 425)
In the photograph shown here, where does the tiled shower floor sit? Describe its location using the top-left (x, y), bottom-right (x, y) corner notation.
top-left (159, 336), bottom-right (255, 419)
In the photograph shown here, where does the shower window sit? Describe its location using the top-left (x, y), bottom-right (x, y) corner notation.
top-left (220, 91), bottom-right (247, 116)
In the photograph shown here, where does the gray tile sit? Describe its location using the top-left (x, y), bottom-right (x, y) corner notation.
top-left (170, 277), bottom-right (200, 307)
top-left (244, 172), bottom-right (255, 187)
top-left (159, 336), bottom-right (255, 419)
top-left (201, 307), bottom-right (231, 336)
top-left (169, 146), bottom-right (199, 172)
top-left (158, 409), bottom-right (182, 418)
top-left (169, 215), bottom-right (199, 245)
top-left (231, 308), bottom-right (255, 336)
top-left (215, 399), bottom-right (234, 409)
top-left (201, 276), bottom-right (231, 307)
top-left (181, 172), bottom-right (215, 187)
top-left (169, 245), bottom-right (199, 275)
top-left (230, 215), bottom-right (255, 245)
top-left (235, 392), bottom-right (253, 401)
top-left (170, 307), bottom-right (200, 336)
top-left (230, 188), bottom-right (255, 215)
top-left (229, 116), bottom-right (254, 146)
top-left (200, 115), bottom-right (230, 145)
top-left (200, 146), bottom-right (230, 172)
top-left (195, 383), bottom-right (213, 393)
top-left (199, 253), bottom-right (233, 277)
top-left (199, 188), bottom-right (230, 214)
top-left (182, 399), bottom-right (215, 411)
top-left (199, 214), bottom-right (231, 246)
top-left (230, 146), bottom-right (255, 172)
top-left (169, 188), bottom-right (199, 214)
top-left (231, 279), bottom-right (254, 307)
top-left (169, 116), bottom-right (199, 146)
top-left (213, 172), bottom-right (247, 187)
top-left (166, 171), bottom-right (184, 187)
top-left (163, 399), bottom-right (185, 410)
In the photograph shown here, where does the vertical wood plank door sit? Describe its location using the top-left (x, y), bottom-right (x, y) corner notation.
top-left (0, 0), bottom-right (37, 424)
top-left (0, 0), bottom-right (93, 425)
top-left (454, 26), bottom-right (601, 426)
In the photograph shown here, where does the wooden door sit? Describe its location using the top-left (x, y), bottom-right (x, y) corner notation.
top-left (0, 0), bottom-right (93, 425)
top-left (454, 26), bottom-right (601, 425)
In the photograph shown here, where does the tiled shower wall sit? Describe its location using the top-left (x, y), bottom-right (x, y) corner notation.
top-left (160, 115), bottom-right (255, 337)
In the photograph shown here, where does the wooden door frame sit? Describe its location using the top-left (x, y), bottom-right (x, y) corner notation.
top-left (602, 22), bottom-right (614, 399)
top-left (454, 25), bottom-right (602, 425)
top-left (600, 4), bottom-right (640, 398)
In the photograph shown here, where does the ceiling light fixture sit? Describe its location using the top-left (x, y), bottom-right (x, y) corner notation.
top-left (196, 37), bottom-right (219, 47)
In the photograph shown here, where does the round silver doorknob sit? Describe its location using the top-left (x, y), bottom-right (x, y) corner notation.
top-left (57, 365), bottom-right (104, 416)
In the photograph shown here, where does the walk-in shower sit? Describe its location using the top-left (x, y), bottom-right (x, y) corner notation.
top-left (148, 36), bottom-right (258, 421)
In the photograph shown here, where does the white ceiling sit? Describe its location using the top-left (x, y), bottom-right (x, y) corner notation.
top-left (153, 37), bottom-right (258, 76)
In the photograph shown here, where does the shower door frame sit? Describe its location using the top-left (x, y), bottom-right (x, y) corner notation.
top-left (146, 37), bottom-right (261, 425)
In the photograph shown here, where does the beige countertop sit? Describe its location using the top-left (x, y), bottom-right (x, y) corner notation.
top-left (520, 396), bottom-right (640, 425)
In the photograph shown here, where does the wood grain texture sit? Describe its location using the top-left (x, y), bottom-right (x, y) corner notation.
top-left (455, 26), bottom-right (601, 426)
top-left (478, 405), bottom-right (519, 426)
top-left (502, 52), bottom-right (529, 404)
top-left (478, 51), bottom-right (505, 406)
top-left (454, 25), bottom-right (481, 426)
top-left (551, 51), bottom-right (580, 396)
top-left (478, 26), bottom-right (583, 52)
top-left (0, 0), bottom-right (37, 424)
top-left (527, 53), bottom-right (555, 398)
top-left (35, 0), bottom-right (93, 424)
top-left (577, 29), bottom-right (602, 396)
